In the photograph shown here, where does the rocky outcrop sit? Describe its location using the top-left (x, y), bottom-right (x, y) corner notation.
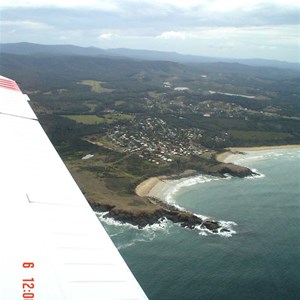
top-left (199, 162), bottom-right (255, 178)
top-left (93, 197), bottom-right (226, 233)
top-left (208, 162), bottom-right (255, 177)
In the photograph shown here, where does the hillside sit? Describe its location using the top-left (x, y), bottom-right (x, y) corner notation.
top-left (0, 48), bottom-right (299, 227)
top-left (1, 42), bottom-right (299, 70)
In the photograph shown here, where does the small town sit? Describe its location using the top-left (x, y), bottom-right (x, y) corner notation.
top-left (105, 117), bottom-right (207, 164)
top-left (85, 83), bottom-right (283, 165)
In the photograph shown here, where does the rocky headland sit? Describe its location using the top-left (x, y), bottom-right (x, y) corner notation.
top-left (92, 197), bottom-right (222, 232)
top-left (91, 160), bottom-right (256, 233)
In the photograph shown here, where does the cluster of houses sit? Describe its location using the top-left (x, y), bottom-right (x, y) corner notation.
top-left (107, 117), bottom-right (206, 164)
top-left (145, 83), bottom-right (252, 119)
top-left (163, 81), bottom-right (190, 91)
top-left (95, 82), bottom-right (263, 163)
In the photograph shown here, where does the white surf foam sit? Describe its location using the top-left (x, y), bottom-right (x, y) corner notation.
top-left (194, 213), bottom-right (211, 221)
top-left (117, 234), bottom-right (156, 250)
top-left (193, 220), bottom-right (237, 238)
top-left (95, 211), bottom-right (139, 229)
top-left (163, 174), bottom-right (220, 204)
top-left (115, 219), bottom-right (171, 250)
top-left (95, 212), bottom-right (173, 249)
top-left (226, 149), bottom-right (300, 166)
top-left (246, 168), bottom-right (265, 179)
top-left (143, 217), bottom-right (170, 231)
top-left (96, 212), bottom-right (170, 231)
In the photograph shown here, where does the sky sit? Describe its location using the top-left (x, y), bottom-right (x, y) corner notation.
top-left (1, 0), bottom-right (300, 62)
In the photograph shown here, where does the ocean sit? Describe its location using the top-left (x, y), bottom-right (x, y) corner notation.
top-left (97, 149), bottom-right (300, 300)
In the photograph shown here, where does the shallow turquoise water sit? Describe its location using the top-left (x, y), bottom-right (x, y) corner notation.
top-left (98, 149), bottom-right (300, 300)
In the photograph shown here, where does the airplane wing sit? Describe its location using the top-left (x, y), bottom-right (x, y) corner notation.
top-left (0, 75), bottom-right (148, 300)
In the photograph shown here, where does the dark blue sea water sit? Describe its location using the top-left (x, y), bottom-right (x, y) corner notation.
top-left (98, 149), bottom-right (300, 300)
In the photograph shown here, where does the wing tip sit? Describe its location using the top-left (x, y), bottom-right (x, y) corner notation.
top-left (0, 75), bottom-right (21, 92)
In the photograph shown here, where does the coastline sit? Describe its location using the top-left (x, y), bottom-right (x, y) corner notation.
top-left (216, 144), bottom-right (300, 163)
top-left (96, 144), bottom-right (299, 230)
top-left (136, 144), bottom-right (300, 201)
top-left (135, 177), bottom-right (167, 197)
top-left (135, 170), bottom-right (197, 199)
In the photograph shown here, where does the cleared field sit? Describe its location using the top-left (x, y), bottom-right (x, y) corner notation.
top-left (62, 113), bottom-right (134, 124)
top-left (62, 115), bottom-right (104, 124)
top-left (78, 80), bottom-right (114, 93)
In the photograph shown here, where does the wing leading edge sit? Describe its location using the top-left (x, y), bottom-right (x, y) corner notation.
top-left (0, 76), bottom-right (148, 300)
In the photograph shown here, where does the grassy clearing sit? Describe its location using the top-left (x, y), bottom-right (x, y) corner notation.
top-left (84, 102), bottom-right (98, 112)
top-left (79, 80), bottom-right (114, 93)
top-left (115, 100), bottom-right (125, 106)
top-left (101, 113), bottom-right (134, 123)
top-left (65, 158), bottom-right (158, 212)
top-left (62, 115), bottom-right (104, 124)
top-left (62, 113), bottom-right (134, 125)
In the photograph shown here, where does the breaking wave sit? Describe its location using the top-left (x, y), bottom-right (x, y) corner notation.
top-left (247, 168), bottom-right (265, 179)
top-left (96, 212), bottom-right (169, 231)
top-left (96, 212), bottom-right (171, 249)
top-left (226, 149), bottom-right (300, 166)
top-left (162, 175), bottom-right (221, 204)
top-left (194, 224), bottom-right (237, 238)
top-left (192, 214), bottom-right (237, 237)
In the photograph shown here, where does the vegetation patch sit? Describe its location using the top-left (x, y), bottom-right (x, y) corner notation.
top-left (84, 102), bottom-right (98, 112)
top-left (115, 100), bottom-right (125, 106)
top-left (101, 113), bottom-right (134, 123)
top-left (62, 113), bottom-right (134, 125)
top-left (78, 80), bottom-right (114, 93)
top-left (2, 51), bottom-right (299, 217)
top-left (229, 130), bottom-right (292, 142)
top-left (62, 114), bottom-right (105, 124)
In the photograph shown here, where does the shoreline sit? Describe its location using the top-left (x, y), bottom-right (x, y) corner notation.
top-left (135, 170), bottom-right (197, 199)
top-left (135, 177), bottom-right (166, 197)
top-left (136, 144), bottom-right (300, 200)
top-left (99, 144), bottom-right (299, 230)
top-left (216, 144), bottom-right (300, 163)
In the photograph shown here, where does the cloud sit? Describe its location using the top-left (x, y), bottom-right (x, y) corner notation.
top-left (1, 0), bottom-right (299, 29)
top-left (98, 33), bottom-right (116, 40)
top-left (0, 0), bottom-right (120, 11)
top-left (156, 31), bottom-right (191, 40)
top-left (1, 0), bottom-right (299, 62)
top-left (2, 0), bottom-right (298, 14)
top-left (1, 20), bottom-right (51, 29)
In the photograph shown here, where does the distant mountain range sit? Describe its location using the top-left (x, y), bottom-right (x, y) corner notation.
top-left (1, 42), bottom-right (299, 71)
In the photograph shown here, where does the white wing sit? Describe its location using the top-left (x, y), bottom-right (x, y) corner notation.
top-left (0, 75), bottom-right (148, 300)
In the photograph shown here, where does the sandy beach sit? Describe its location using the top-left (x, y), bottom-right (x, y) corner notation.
top-left (216, 144), bottom-right (300, 163)
top-left (135, 177), bottom-right (166, 197)
top-left (136, 145), bottom-right (300, 199)
top-left (135, 170), bottom-right (197, 199)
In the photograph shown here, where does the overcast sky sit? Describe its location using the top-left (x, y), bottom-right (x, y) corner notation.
top-left (1, 0), bottom-right (299, 62)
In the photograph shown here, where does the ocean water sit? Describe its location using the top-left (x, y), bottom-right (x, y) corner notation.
top-left (97, 149), bottom-right (300, 300)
